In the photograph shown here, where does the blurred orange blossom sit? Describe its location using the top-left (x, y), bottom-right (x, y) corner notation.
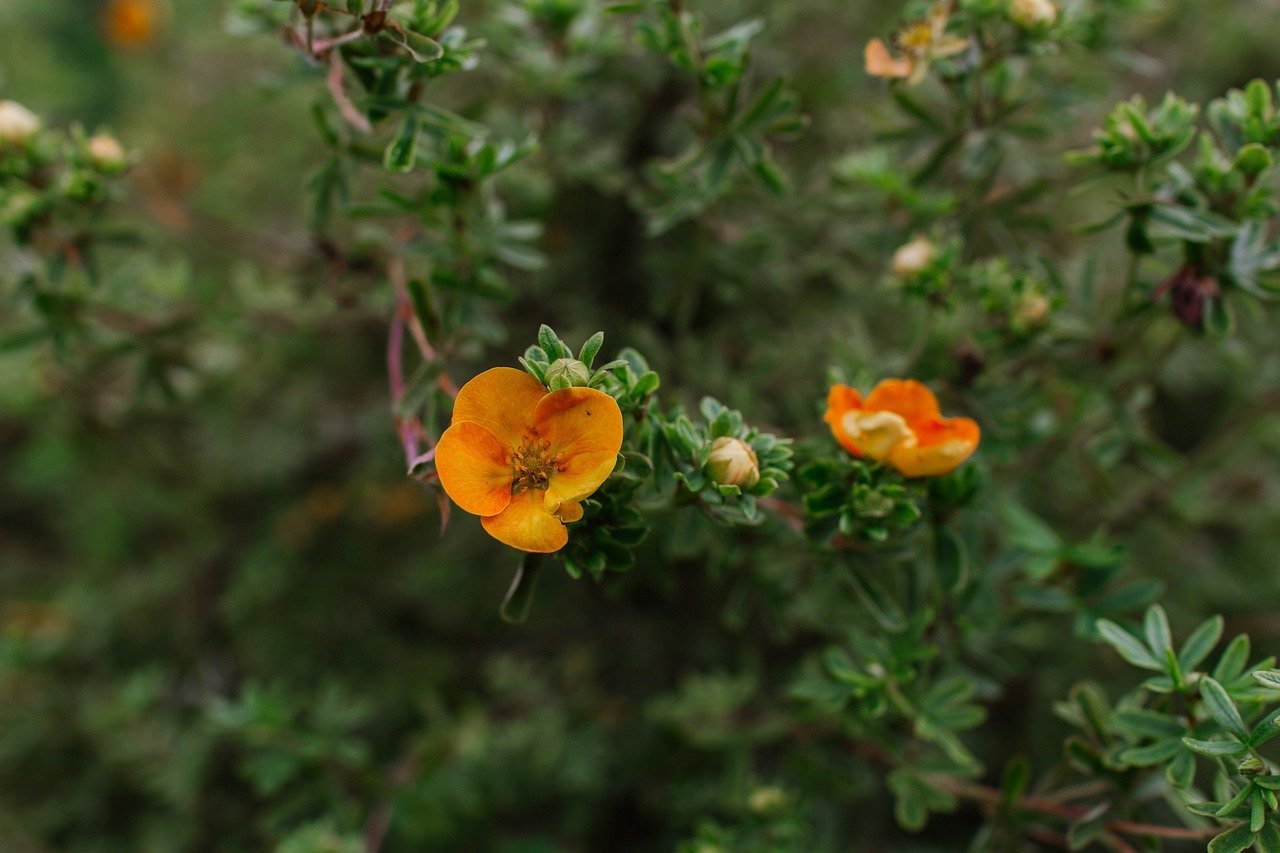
top-left (824, 379), bottom-right (979, 477)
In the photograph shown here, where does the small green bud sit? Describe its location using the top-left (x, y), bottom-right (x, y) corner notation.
top-left (1239, 754), bottom-right (1265, 775)
top-left (545, 358), bottom-right (592, 390)
top-left (1011, 291), bottom-right (1050, 331)
top-left (1235, 142), bottom-right (1273, 177)
top-left (706, 437), bottom-right (760, 489)
top-left (747, 786), bottom-right (788, 815)
top-left (0, 189), bottom-right (46, 227)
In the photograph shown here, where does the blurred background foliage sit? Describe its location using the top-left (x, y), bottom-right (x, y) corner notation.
top-left (4, 0), bottom-right (1280, 850)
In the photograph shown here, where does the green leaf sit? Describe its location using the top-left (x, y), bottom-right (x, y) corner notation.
top-left (1207, 822), bottom-right (1256, 853)
top-left (1147, 204), bottom-right (1237, 242)
top-left (383, 115), bottom-right (419, 172)
top-left (1096, 619), bottom-right (1163, 671)
top-left (1257, 822), bottom-right (1280, 853)
top-left (1216, 635), bottom-right (1252, 683)
top-left (1201, 677), bottom-right (1250, 740)
top-left (1002, 501), bottom-right (1061, 556)
top-left (1144, 604), bottom-right (1173, 657)
top-left (1250, 707), bottom-right (1280, 747)
top-left (499, 555), bottom-right (543, 624)
top-left (933, 526), bottom-right (968, 593)
top-left (999, 756), bottom-right (1031, 809)
top-left (1254, 670), bottom-right (1280, 691)
top-left (1180, 615), bottom-right (1225, 672)
top-left (1182, 736), bottom-right (1247, 757)
top-left (578, 332), bottom-right (604, 368)
top-left (1118, 738), bottom-right (1182, 766)
top-left (537, 325), bottom-right (564, 360)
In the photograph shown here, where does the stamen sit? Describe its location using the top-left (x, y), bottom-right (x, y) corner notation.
top-left (510, 433), bottom-right (557, 493)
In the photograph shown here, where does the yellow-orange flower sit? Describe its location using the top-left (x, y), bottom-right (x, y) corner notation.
top-left (105, 0), bottom-right (159, 49)
top-left (435, 367), bottom-right (623, 553)
top-left (865, 2), bottom-right (969, 86)
top-left (824, 379), bottom-right (979, 478)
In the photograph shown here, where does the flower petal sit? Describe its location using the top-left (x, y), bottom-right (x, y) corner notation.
top-left (556, 500), bottom-right (584, 523)
top-left (434, 422), bottom-right (513, 517)
top-left (534, 387), bottom-right (624, 511)
top-left (824, 384), bottom-right (864, 456)
top-left (482, 489), bottom-right (568, 553)
top-left (450, 367), bottom-right (547, 447)
top-left (864, 379), bottom-right (941, 425)
top-left (865, 38), bottom-right (913, 78)
top-left (888, 417), bottom-right (979, 477)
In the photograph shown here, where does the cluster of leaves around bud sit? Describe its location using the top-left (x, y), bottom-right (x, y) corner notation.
top-left (892, 239), bottom-right (1058, 341)
top-left (1059, 605), bottom-right (1280, 851)
top-left (514, 326), bottom-right (792, 578)
top-left (0, 119), bottom-right (129, 241)
top-left (0, 107), bottom-right (135, 352)
top-left (1076, 80), bottom-right (1280, 333)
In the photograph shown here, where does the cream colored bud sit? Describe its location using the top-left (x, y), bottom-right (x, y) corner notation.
top-left (747, 786), bottom-right (788, 815)
top-left (86, 133), bottom-right (127, 172)
top-left (0, 100), bottom-right (41, 145)
top-left (1009, 0), bottom-right (1057, 27)
top-left (891, 235), bottom-right (936, 278)
top-left (545, 358), bottom-right (592, 390)
top-left (706, 436), bottom-right (760, 489)
top-left (1013, 291), bottom-right (1050, 329)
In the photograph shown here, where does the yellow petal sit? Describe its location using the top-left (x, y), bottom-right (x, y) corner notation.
top-left (534, 387), bottom-right (624, 510)
top-left (556, 500), bottom-right (584, 523)
top-left (824, 384), bottom-right (865, 456)
top-left (482, 489), bottom-right (569, 553)
top-left (841, 410), bottom-right (916, 460)
top-left (864, 379), bottom-right (941, 425)
top-left (865, 38), bottom-right (913, 79)
top-left (888, 417), bottom-right (979, 477)
top-left (450, 367), bottom-right (547, 447)
top-left (434, 422), bottom-right (514, 517)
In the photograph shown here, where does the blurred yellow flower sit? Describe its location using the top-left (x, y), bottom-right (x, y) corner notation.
top-left (865, 2), bottom-right (969, 86)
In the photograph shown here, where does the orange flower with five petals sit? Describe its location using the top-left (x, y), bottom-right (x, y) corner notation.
top-left (824, 379), bottom-right (978, 478)
top-left (435, 367), bottom-right (623, 553)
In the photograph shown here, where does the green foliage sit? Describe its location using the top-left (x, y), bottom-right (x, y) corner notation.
top-left (6, 0), bottom-right (1280, 850)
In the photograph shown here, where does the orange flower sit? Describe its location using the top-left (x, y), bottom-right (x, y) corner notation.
top-left (824, 379), bottom-right (979, 478)
top-left (435, 367), bottom-right (623, 553)
top-left (105, 0), bottom-right (159, 49)
top-left (865, 2), bottom-right (968, 86)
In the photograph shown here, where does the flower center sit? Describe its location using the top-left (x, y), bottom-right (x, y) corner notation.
top-left (841, 410), bottom-right (917, 460)
top-left (511, 435), bottom-right (558, 493)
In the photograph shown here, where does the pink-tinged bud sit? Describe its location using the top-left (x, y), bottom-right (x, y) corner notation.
top-left (1012, 291), bottom-right (1050, 330)
top-left (0, 100), bottom-right (40, 145)
top-left (891, 235), bottom-right (936, 278)
top-left (706, 437), bottom-right (760, 489)
top-left (1009, 0), bottom-right (1057, 27)
top-left (86, 133), bottom-right (128, 173)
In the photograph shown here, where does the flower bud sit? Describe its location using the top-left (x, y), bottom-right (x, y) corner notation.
top-left (747, 786), bottom-right (788, 815)
top-left (706, 436), bottom-right (760, 489)
top-left (86, 133), bottom-right (128, 173)
top-left (1012, 291), bottom-right (1050, 330)
top-left (891, 235), bottom-right (936, 278)
top-left (1009, 0), bottom-right (1057, 28)
top-left (0, 100), bottom-right (41, 145)
top-left (545, 358), bottom-right (592, 390)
